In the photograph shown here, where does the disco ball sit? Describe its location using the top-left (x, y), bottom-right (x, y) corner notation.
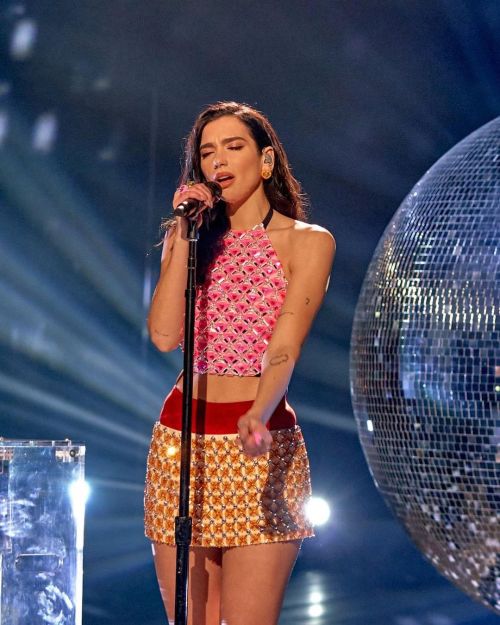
top-left (350, 117), bottom-right (499, 613)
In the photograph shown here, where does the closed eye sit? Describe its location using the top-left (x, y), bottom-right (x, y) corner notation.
top-left (200, 145), bottom-right (243, 159)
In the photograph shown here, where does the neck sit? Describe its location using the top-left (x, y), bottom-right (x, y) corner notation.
top-left (226, 189), bottom-right (271, 230)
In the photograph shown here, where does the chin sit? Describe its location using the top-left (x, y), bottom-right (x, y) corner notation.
top-left (221, 191), bottom-right (241, 206)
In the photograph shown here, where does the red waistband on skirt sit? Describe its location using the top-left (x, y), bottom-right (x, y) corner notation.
top-left (159, 386), bottom-right (296, 434)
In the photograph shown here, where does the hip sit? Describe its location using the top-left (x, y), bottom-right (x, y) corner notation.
top-left (160, 385), bottom-right (296, 434)
top-left (144, 420), bottom-right (314, 547)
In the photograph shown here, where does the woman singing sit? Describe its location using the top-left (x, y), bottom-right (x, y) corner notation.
top-left (144, 101), bottom-right (335, 625)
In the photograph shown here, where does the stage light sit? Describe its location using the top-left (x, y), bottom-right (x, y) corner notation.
top-left (10, 18), bottom-right (37, 60)
top-left (309, 591), bottom-right (323, 603)
top-left (0, 110), bottom-right (8, 146)
top-left (305, 496), bottom-right (331, 526)
top-left (308, 603), bottom-right (324, 618)
top-left (69, 479), bottom-right (91, 507)
top-left (69, 479), bottom-right (90, 552)
top-left (32, 112), bottom-right (58, 152)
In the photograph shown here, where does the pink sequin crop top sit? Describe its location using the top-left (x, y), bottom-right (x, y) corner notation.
top-left (180, 211), bottom-right (288, 376)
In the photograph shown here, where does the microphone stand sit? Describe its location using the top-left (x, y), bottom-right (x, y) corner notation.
top-left (174, 214), bottom-right (198, 625)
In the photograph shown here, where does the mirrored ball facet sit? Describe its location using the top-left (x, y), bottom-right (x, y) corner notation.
top-left (350, 117), bottom-right (500, 614)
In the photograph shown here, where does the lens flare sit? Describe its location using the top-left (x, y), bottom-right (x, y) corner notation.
top-left (305, 496), bottom-right (331, 526)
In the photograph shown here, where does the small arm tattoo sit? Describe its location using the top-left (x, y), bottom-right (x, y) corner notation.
top-left (270, 353), bottom-right (289, 366)
top-left (305, 297), bottom-right (310, 305)
top-left (153, 329), bottom-right (169, 337)
top-left (278, 311), bottom-right (294, 318)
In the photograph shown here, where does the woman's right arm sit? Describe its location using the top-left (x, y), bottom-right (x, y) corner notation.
top-left (147, 182), bottom-right (215, 351)
top-left (147, 217), bottom-right (189, 351)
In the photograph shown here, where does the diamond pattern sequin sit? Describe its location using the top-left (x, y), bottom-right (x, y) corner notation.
top-left (144, 423), bottom-right (314, 547)
top-left (180, 226), bottom-right (288, 376)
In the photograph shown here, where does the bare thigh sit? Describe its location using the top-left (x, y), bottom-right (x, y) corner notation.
top-left (220, 540), bottom-right (302, 625)
top-left (152, 543), bottom-right (222, 625)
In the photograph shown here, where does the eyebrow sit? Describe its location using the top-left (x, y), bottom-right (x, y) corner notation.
top-left (199, 136), bottom-right (248, 150)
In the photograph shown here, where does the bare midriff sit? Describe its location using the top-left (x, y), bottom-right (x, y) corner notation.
top-left (175, 372), bottom-right (260, 403)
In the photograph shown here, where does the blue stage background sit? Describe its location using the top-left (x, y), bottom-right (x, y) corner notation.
top-left (1, 1), bottom-right (499, 623)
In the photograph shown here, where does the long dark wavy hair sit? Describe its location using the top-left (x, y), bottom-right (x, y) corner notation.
top-left (163, 101), bottom-right (309, 284)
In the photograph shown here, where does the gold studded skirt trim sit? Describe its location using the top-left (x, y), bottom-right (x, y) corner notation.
top-left (144, 422), bottom-right (315, 547)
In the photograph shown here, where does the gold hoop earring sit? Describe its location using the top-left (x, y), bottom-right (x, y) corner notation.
top-left (262, 169), bottom-right (272, 180)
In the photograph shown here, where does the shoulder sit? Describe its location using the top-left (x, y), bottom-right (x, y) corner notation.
top-left (272, 213), bottom-right (335, 246)
top-left (292, 223), bottom-right (336, 274)
top-left (286, 216), bottom-right (335, 255)
top-left (292, 220), bottom-right (335, 248)
top-left (271, 213), bottom-right (336, 273)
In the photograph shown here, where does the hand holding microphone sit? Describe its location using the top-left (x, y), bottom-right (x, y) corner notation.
top-left (172, 181), bottom-right (222, 223)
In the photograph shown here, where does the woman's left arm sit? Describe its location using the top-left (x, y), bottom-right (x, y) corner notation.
top-left (238, 226), bottom-right (336, 456)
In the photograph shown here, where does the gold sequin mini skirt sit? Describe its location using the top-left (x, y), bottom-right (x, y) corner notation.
top-left (144, 387), bottom-right (314, 547)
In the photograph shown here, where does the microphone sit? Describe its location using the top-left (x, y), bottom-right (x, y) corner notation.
top-left (173, 181), bottom-right (222, 219)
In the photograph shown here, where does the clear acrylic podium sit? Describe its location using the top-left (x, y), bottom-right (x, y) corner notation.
top-left (0, 439), bottom-right (86, 625)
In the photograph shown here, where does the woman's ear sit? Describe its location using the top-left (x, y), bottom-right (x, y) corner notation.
top-left (261, 147), bottom-right (275, 179)
top-left (261, 147), bottom-right (274, 167)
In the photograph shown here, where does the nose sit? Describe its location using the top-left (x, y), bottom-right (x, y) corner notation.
top-left (213, 152), bottom-right (227, 169)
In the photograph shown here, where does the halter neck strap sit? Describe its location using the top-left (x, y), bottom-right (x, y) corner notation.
top-left (262, 206), bottom-right (273, 230)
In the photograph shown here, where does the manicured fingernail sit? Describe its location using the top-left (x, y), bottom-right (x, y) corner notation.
top-left (254, 433), bottom-right (262, 445)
